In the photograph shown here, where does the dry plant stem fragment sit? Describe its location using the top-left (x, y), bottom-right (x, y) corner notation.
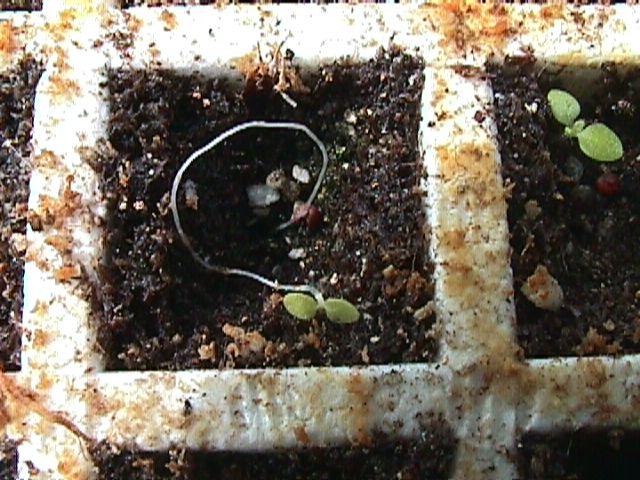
top-left (170, 120), bottom-right (328, 304)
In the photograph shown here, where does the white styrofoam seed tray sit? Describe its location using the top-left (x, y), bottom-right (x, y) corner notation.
top-left (0, 1), bottom-right (639, 478)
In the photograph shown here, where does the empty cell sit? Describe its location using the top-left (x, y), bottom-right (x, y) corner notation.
top-left (518, 429), bottom-right (640, 479)
top-left (490, 58), bottom-right (640, 357)
top-left (94, 48), bottom-right (436, 370)
top-left (0, 57), bottom-right (42, 371)
top-left (90, 430), bottom-right (456, 479)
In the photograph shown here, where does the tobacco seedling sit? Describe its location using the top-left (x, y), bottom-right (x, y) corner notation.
top-left (547, 89), bottom-right (624, 162)
top-left (170, 120), bottom-right (360, 324)
top-left (283, 293), bottom-right (360, 324)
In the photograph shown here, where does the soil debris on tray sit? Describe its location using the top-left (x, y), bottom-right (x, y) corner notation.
top-left (0, 439), bottom-right (17, 480)
top-left (94, 48), bottom-right (435, 370)
top-left (490, 59), bottom-right (640, 357)
top-left (0, 57), bottom-right (42, 371)
top-left (90, 430), bottom-right (456, 479)
top-left (518, 429), bottom-right (640, 480)
top-left (0, 0), bottom-right (41, 10)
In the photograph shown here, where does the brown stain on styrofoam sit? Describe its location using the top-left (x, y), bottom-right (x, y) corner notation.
top-left (34, 150), bottom-right (66, 171)
top-left (436, 143), bottom-right (509, 313)
top-left (541, 4), bottom-right (566, 21)
top-left (46, 234), bottom-right (74, 255)
top-left (0, 23), bottom-right (19, 57)
top-left (429, 1), bottom-right (513, 56)
top-left (37, 177), bottom-right (83, 229)
top-left (293, 424), bottom-right (311, 445)
top-left (345, 372), bottom-right (373, 446)
top-left (160, 10), bottom-right (178, 31)
top-left (54, 264), bottom-right (82, 283)
top-left (46, 74), bottom-right (82, 105)
top-left (58, 446), bottom-right (91, 480)
top-left (126, 12), bottom-right (143, 34)
top-left (46, 10), bottom-right (79, 44)
top-left (86, 386), bottom-right (120, 419)
top-left (33, 329), bottom-right (52, 350)
top-left (438, 143), bottom-right (501, 200)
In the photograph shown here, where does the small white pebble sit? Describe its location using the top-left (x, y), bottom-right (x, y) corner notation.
top-left (344, 110), bottom-right (357, 124)
top-left (288, 247), bottom-right (306, 260)
top-left (413, 301), bottom-right (435, 321)
top-left (9, 233), bottom-right (26, 255)
top-left (184, 180), bottom-right (199, 210)
top-left (292, 165), bottom-right (310, 184)
top-left (524, 102), bottom-right (539, 114)
top-left (247, 184), bottom-right (280, 208)
top-left (329, 273), bottom-right (339, 285)
top-left (382, 265), bottom-right (397, 279)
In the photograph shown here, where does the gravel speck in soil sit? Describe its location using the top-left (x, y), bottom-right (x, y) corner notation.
top-left (94, 48), bottom-right (435, 370)
top-left (90, 430), bottom-right (456, 480)
top-left (0, 57), bottom-right (42, 371)
top-left (491, 60), bottom-right (640, 357)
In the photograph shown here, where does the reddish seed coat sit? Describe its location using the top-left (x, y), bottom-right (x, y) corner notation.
top-left (595, 172), bottom-right (622, 197)
top-left (292, 203), bottom-right (311, 224)
top-left (306, 205), bottom-right (323, 230)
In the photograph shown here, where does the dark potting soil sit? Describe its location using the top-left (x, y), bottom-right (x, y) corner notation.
top-left (0, 0), bottom-right (41, 10)
top-left (94, 48), bottom-right (434, 370)
top-left (491, 60), bottom-right (640, 357)
top-left (518, 429), bottom-right (640, 479)
top-left (90, 431), bottom-right (456, 480)
top-left (0, 440), bottom-right (17, 480)
top-left (120, 0), bottom-right (215, 6)
top-left (0, 57), bottom-right (42, 371)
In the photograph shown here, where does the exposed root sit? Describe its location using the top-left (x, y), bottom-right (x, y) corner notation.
top-left (0, 372), bottom-right (90, 443)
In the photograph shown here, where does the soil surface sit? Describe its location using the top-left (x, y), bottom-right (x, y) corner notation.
top-left (518, 429), bottom-right (640, 479)
top-left (94, 48), bottom-right (434, 370)
top-left (120, 0), bottom-right (214, 6)
top-left (491, 60), bottom-right (640, 357)
top-left (0, 57), bottom-right (42, 371)
top-left (0, 0), bottom-right (41, 10)
top-left (91, 430), bottom-right (456, 480)
top-left (0, 440), bottom-right (17, 480)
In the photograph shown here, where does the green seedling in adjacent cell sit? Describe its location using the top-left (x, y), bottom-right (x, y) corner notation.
top-left (171, 120), bottom-right (361, 324)
top-left (547, 89), bottom-right (624, 162)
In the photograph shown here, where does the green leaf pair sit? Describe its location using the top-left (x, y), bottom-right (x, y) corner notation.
top-left (547, 89), bottom-right (624, 163)
top-left (283, 293), bottom-right (360, 324)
